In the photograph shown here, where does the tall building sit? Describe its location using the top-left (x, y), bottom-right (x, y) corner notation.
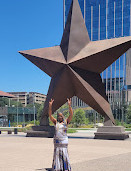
top-left (64, 0), bottom-right (131, 113)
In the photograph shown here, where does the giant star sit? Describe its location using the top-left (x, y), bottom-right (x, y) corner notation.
top-left (19, 0), bottom-right (131, 126)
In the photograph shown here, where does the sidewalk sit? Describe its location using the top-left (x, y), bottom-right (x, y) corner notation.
top-left (0, 130), bottom-right (131, 171)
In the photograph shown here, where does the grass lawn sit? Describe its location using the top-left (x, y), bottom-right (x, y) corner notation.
top-left (68, 128), bottom-right (131, 133)
top-left (67, 128), bottom-right (93, 133)
top-left (125, 128), bottom-right (131, 131)
top-left (70, 128), bottom-right (92, 130)
top-left (67, 129), bottom-right (77, 133)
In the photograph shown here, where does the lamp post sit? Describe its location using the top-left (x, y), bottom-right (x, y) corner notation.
top-left (116, 101), bottom-right (119, 120)
top-left (8, 98), bottom-right (10, 107)
top-left (23, 107), bottom-right (25, 127)
top-left (94, 111), bottom-right (96, 128)
top-left (34, 105), bottom-right (35, 125)
top-left (5, 105), bottom-right (8, 127)
top-left (121, 106), bottom-right (124, 126)
top-left (115, 109), bottom-right (117, 120)
top-left (16, 95), bottom-right (19, 127)
top-left (33, 93), bottom-right (35, 125)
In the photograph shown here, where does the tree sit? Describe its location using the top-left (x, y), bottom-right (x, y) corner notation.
top-left (26, 103), bottom-right (41, 112)
top-left (56, 103), bottom-right (69, 119)
top-left (57, 103), bottom-right (68, 113)
top-left (126, 104), bottom-right (131, 124)
top-left (0, 97), bottom-right (23, 107)
top-left (56, 105), bottom-right (86, 127)
top-left (37, 103), bottom-right (44, 121)
top-left (73, 108), bottom-right (86, 127)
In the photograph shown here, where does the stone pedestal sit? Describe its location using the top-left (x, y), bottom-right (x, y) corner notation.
top-left (26, 125), bottom-right (55, 138)
top-left (94, 126), bottom-right (129, 140)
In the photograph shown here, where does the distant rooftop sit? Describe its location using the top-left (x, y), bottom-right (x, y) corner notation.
top-left (29, 92), bottom-right (46, 96)
top-left (0, 91), bottom-right (15, 98)
top-left (7, 91), bottom-right (46, 96)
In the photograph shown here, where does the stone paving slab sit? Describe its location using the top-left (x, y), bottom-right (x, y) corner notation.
top-left (0, 131), bottom-right (131, 171)
top-left (71, 152), bottom-right (131, 171)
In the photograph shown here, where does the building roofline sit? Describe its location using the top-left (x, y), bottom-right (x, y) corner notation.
top-left (0, 91), bottom-right (15, 98)
top-left (7, 91), bottom-right (46, 96)
top-left (29, 92), bottom-right (46, 96)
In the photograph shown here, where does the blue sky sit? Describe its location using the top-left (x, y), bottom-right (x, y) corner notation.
top-left (0, 0), bottom-right (63, 95)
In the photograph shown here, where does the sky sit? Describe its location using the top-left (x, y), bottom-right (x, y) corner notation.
top-left (0, 0), bottom-right (63, 95)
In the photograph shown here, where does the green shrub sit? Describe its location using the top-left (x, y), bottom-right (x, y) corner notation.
top-left (78, 124), bottom-right (94, 128)
top-left (67, 129), bottom-right (77, 133)
top-left (10, 120), bottom-right (40, 127)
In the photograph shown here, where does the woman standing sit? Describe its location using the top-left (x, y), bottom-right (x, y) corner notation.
top-left (49, 98), bottom-right (73, 171)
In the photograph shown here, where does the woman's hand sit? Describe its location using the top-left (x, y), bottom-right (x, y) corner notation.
top-left (67, 98), bottom-right (71, 106)
top-left (49, 99), bottom-right (54, 107)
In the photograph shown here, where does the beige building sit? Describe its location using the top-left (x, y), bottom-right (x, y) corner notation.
top-left (8, 92), bottom-right (28, 107)
top-left (7, 92), bottom-right (46, 106)
top-left (28, 92), bottom-right (46, 105)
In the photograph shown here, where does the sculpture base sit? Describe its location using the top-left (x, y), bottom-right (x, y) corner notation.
top-left (94, 126), bottom-right (129, 140)
top-left (26, 126), bottom-right (55, 138)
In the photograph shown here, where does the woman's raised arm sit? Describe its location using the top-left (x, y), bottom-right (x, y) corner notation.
top-left (49, 99), bottom-right (57, 125)
top-left (66, 98), bottom-right (73, 125)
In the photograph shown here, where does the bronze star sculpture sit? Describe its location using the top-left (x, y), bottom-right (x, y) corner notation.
top-left (19, 0), bottom-right (131, 127)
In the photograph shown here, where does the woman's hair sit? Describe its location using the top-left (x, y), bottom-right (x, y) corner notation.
top-left (57, 112), bottom-right (65, 122)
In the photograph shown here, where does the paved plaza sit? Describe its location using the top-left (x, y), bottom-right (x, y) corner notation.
top-left (0, 129), bottom-right (131, 171)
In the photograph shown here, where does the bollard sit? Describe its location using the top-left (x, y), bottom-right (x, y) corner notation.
top-left (14, 128), bottom-right (18, 134)
top-left (8, 130), bottom-right (12, 134)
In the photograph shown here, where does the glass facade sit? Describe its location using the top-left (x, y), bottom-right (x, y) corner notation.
top-left (64, 0), bottom-right (131, 108)
top-left (0, 107), bottom-right (37, 125)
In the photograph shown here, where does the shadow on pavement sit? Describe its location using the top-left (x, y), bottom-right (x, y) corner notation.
top-left (35, 168), bottom-right (52, 171)
top-left (68, 135), bottom-right (131, 141)
top-left (35, 169), bottom-right (44, 170)
top-left (68, 136), bottom-right (94, 139)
